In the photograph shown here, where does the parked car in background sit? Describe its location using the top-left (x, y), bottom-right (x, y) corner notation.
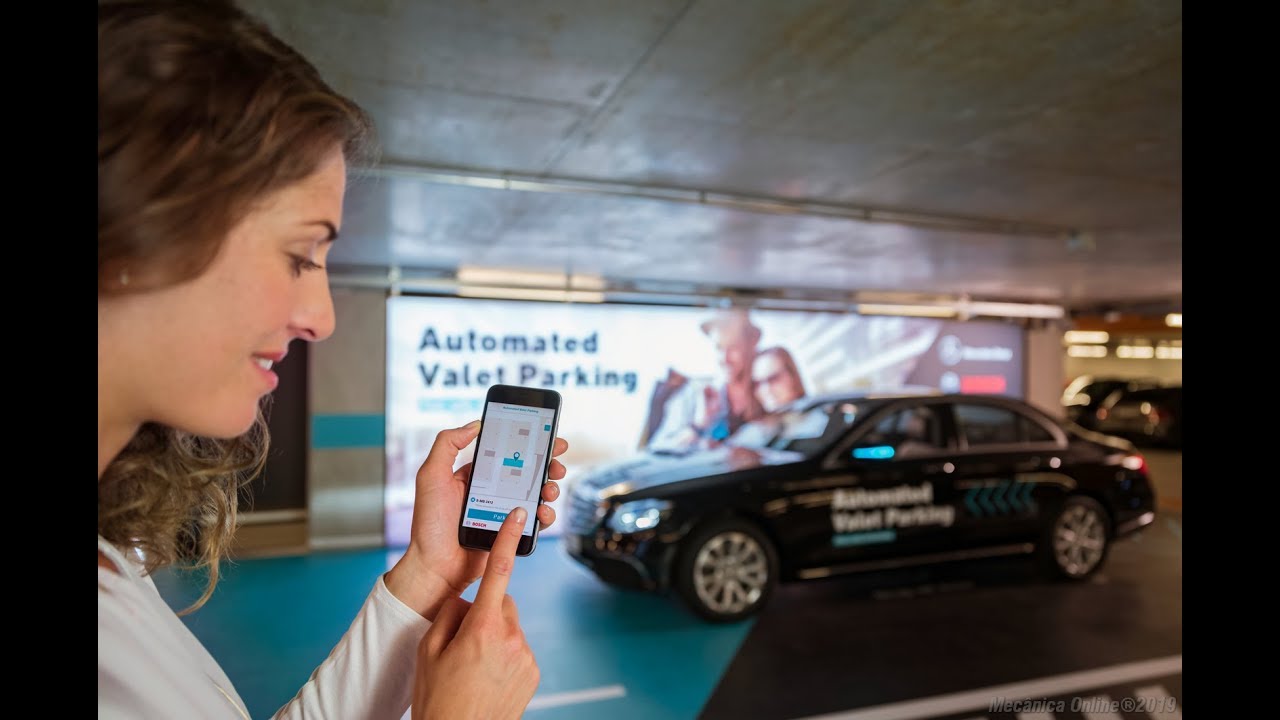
top-left (1093, 385), bottom-right (1182, 449)
top-left (1062, 376), bottom-right (1161, 431)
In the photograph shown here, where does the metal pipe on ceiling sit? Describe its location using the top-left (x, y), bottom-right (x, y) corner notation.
top-left (366, 160), bottom-right (1078, 239)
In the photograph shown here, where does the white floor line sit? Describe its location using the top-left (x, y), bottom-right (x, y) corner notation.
top-left (400, 684), bottom-right (626, 720)
top-left (1134, 683), bottom-right (1183, 719)
top-left (526, 684), bottom-right (628, 710)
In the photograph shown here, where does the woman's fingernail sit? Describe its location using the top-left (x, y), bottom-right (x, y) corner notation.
top-left (464, 419), bottom-right (481, 430)
top-left (512, 507), bottom-right (528, 524)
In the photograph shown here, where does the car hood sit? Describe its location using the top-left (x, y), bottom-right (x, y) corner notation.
top-left (577, 445), bottom-right (806, 498)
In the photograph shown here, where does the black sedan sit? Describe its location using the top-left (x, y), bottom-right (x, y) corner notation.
top-left (565, 391), bottom-right (1157, 622)
top-left (1093, 385), bottom-right (1183, 449)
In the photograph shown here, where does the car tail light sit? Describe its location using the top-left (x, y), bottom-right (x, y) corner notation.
top-left (1122, 453), bottom-right (1148, 475)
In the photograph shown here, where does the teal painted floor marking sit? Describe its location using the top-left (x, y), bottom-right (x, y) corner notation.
top-left (153, 538), bottom-right (754, 719)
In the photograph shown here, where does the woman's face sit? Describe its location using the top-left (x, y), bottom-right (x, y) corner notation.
top-left (100, 147), bottom-right (345, 439)
top-left (753, 352), bottom-right (803, 413)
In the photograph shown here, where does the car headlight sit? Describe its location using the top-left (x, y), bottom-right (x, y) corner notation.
top-left (595, 482), bottom-right (633, 501)
top-left (606, 499), bottom-right (673, 533)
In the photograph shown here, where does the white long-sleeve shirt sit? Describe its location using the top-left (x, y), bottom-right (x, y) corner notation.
top-left (98, 534), bottom-right (431, 719)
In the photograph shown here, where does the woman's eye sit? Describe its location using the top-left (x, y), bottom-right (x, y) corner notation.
top-left (289, 255), bottom-right (325, 277)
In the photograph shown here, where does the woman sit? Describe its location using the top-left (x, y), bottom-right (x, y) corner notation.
top-left (97, 2), bottom-right (564, 717)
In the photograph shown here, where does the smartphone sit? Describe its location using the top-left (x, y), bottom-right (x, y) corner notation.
top-left (458, 384), bottom-right (562, 556)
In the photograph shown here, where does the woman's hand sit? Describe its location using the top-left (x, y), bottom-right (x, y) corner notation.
top-left (412, 509), bottom-right (540, 719)
top-left (385, 421), bottom-right (569, 620)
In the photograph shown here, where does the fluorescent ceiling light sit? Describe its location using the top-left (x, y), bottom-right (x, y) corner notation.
top-left (1064, 331), bottom-right (1110, 344)
top-left (1116, 345), bottom-right (1155, 359)
top-left (857, 303), bottom-right (958, 318)
top-left (455, 265), bottom-right (607, 292)
top-left (856, 300), bottom-right (1063, 320)
top-left (1067, 345), bottom-right (1108, 358)
top-left (456, 266), bottom-right (566, 288)
top-left (961, 301), bottom-right (1065, 319)
top-left (456, 285), bottom-right (605, 303)
top-left (569, 273), bottom-right (607, 290)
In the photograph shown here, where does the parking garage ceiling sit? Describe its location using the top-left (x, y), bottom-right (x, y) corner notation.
top-left (242, 0), bottom-right (1182, 312)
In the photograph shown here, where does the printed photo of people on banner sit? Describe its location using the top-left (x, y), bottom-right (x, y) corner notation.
top-left (385, 297), bottom-right (1023, 545)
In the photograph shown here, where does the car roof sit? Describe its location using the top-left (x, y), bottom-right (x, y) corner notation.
top-left (796, 387), bottom-right (941, 408)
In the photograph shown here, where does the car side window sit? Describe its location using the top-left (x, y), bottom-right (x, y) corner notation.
top-left (856, 405), bottom-right (947, 459)
top-left (1020, 416), bottom-right (1055, 443)
top-left (955, 404), bottom-right (1020, 447)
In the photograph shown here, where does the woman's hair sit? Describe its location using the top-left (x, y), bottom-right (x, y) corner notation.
top-left (98, 0), bottom-right (374, 612)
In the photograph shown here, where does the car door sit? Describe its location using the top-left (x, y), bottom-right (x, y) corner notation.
top-left (835, 401), bottom-right (962, 561)
top-left (944, 401), bottom-right (1065, 549)
top-left (775, 400), bottom-right (958, 572)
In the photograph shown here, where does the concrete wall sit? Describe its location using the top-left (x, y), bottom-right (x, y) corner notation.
top-left (1025, 322), bottom-right (1067, 419)
top-left (308, 287), bottom-right (388, 549)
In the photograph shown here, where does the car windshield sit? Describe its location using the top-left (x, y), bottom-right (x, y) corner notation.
top-left (729, 400), bottom-right (885, 457)
top-left (1064, 380), bottom-right (1128, 406)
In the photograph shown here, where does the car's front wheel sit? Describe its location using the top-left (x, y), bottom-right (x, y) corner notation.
top-left (674, 517), bottom-right (779, 622)
top-left (1044, 495), bottom-right (1111, 580)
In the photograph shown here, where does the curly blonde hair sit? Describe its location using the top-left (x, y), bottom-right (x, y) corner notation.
top-left (97, 414), bottom-right (270, 613)
top-left (98, 0), bottom-right (373, 612)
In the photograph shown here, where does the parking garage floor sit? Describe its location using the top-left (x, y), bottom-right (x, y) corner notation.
top-left (154, 456), bottom-right (1182, 720)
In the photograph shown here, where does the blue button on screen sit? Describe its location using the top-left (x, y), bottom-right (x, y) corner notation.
top-left (466, 509), bottom-right (508, 523)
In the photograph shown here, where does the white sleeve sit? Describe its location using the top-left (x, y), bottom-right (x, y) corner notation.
top-left (271, 573), bottom-right (432, 720)
top-left (99, 564), bottom-right (250, 720)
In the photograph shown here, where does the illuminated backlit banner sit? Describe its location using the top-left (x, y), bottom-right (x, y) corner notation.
top-left (385, 296), bottom-right (1023, 545)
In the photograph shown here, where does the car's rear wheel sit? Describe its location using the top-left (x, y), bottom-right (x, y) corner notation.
top-left (674, 517), bottom-right (778, 623)
top-left (1044, 495), bottom-right (1110, 580)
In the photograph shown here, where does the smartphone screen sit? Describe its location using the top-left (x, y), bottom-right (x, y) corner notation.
top-left (458, 385), bottom-right (561, 556)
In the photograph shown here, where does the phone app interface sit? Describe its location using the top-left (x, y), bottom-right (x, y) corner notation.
top-left (464, 402), bottom-right (556, 537)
